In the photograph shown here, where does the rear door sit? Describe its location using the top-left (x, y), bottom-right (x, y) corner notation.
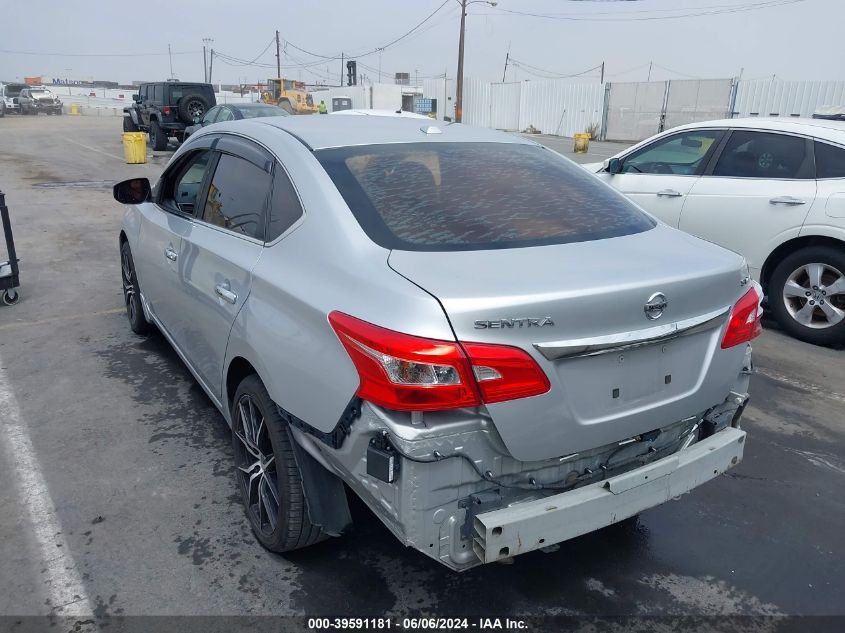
top-left (175, 136), bottom-right (270, 398)
top-left (679, 129), bottom-right (817, 273)
top-left (597, 128), bottom-right (724, 227)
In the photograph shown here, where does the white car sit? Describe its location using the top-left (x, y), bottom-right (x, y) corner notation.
top-left (585, 118), bottom-right (845, 345)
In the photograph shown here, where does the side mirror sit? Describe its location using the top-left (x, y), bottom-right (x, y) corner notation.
top-left (607, 157), bottom-right (623, 175)
top-left (133, 94), bottom-right (141, 103)
top-left (113, 178), bottom-right (151, 205)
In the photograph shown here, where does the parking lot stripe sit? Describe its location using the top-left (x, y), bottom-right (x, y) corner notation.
top-left (756, 367), bottom-right (845, 405)
top-left (0, 307), bottom-right (124, 332)
top-left (0, 361), bottom-right (93, 616)
top-left (62, 136), bottom-right (153, 168)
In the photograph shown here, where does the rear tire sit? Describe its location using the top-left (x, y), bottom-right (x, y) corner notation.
top-left (232, 375), bottom-right (327, 553)
top-left (2, 289), bottom-right (20, 306)
top-left (120, 241), bottom-right (152, 335)
top-left (149, 120), bottom-right (168, 151)
top-left (123, 116), bottom-right (139, 132)
top-left (768, 246), bottom-right (845, 345)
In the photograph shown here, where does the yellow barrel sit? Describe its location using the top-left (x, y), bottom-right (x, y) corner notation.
top-left (69, 103), bottom-right (80, 115)
top-left (122, 132), bottom-right (147, 164)
top-left (573, 132), bottom-right (591, 154)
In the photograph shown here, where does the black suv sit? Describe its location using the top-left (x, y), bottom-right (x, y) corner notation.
top-left (123, 81), bottom-right (215, 150)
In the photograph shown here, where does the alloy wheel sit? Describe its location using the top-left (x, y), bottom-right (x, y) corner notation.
top-left (187, 101), bottom-right (204, 119)
top-left (121, 249), bottom-right (136, 323)
top-left (782, 262), bottom-right (845, 329)
top-left (233, 394), bottom-right (280, 536)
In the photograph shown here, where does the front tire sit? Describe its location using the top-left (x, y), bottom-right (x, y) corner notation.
top-left (149, 120), bottom-right (168, 151)
top-left (232, 375), bottom-right (326, 553)
top-left (768, 246), bottom-right (845, 345)
top-left (120, 241), bottom-right (152, 335)
top-left (2, 289), bottom-right (20, 306)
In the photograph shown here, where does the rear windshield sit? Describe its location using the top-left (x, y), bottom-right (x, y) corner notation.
top-left (316, 142), bottom-right (655, 251)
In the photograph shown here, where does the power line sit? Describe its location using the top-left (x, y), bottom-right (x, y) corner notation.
top-left (0, 48), bottom-right (200, 57)
top-left (485, 0), bottom-right (805, 21)
top-left (509, 57), bottom-right (602, 79)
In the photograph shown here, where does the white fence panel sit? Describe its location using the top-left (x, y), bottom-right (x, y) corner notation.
top-left (462, 78), bottom-right (492, 128)
top-left (489, 82), bottom-right (521, 130)
top-left (604, 81), bottom-right (667, 142)
top-left (518, 81), bottom-right (604, 137)
top-left (663, 79), bottom-right (734, 130)
top-left (732, 80), bottom-right (845, 118)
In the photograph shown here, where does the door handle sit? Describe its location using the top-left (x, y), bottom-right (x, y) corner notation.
top-left (769, 196), bottom-right (806, 206)
top-left (164, 247), bottom-right (178, 261)
top-left (656, 189), bottom-right (683, 198)
top-left (215, 283), bottom-right (237, 305)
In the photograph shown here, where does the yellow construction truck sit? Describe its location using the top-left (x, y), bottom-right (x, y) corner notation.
top-left (261, 78), bottom-right (317, 115)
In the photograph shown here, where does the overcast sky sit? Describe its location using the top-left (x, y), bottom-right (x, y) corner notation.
top-left (1, 0), bottom-right (842, 86)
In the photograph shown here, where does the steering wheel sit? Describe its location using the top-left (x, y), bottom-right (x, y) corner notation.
top-left (652, 162), bottom-right (674, 174)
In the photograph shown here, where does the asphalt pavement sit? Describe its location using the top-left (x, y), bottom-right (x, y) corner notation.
top-left (0, 116), bottom-right (842, 630)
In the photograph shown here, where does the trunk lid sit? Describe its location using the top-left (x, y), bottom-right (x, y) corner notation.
top-left (389, 225), bottom-right (747, 462)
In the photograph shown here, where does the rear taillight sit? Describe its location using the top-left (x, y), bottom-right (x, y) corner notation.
top-left (721, 286), bottom-right (763, 349)
top-left (328, 312), bottom-right (550, 411)
top-left (163, 106), bottom-right (172, 115)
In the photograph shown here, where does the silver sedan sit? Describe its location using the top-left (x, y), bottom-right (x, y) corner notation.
top-left (113, 116), bottom-right (760, 570)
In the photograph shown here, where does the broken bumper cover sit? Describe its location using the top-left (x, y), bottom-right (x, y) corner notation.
top-left (472, 427), bottom-right (746, 563)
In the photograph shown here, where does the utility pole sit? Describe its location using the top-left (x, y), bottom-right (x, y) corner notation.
top-left (209, 49), bottom-right (214, 83)
top-left (275, 30), bottom-right (281, 79)
top-left (501, 42), bottom-right (510, 83)
top-left (378, 48), bottom-right (383, 83)
top-left (456, 0), bottom-right (467, 122)
top-left (202, 38), bottom-right (213, 83)
top-left (600, 61), bottom-right (605, 84)
top-left (341, 53), bottom-right (344, 87)
top-left (168, 44), bottom-right (174, 79)
top-left (647, 61), bottom-right (653, 82)
top-left (455, 0), bottom-right (497, 122)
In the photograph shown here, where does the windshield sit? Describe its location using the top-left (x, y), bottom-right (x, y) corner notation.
top-left (317, 142), bottom-right (655, 252)
top-left (236, 105), bottom-right (289, 118)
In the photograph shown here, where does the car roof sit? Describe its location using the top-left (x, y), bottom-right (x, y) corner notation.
top-left (672, 117), bottom-right (845, 144)
top-left (252, 115), bottom-right (533, 150)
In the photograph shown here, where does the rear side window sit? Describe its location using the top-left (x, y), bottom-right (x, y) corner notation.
top-left (152, 85), bottom-right (163, 102)
top-left (316, 143), bottom-right (654, 251)
top-left (266, 167), bottom-right (304, 241)
top-left (713, 131), bottom-right (812, 179)
top-left (202, 154), bottom-right (271, 240)
top-left (815, 142), bottom-right (845, 179)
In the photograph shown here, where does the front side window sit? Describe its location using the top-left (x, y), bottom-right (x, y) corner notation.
top-left (217, 108), bottom-right (235, 122)
top-left (815, 141), bottom-right (845, 179)
top-left (168, 151), bottom-right (213, 214)
top-left (622, 130), bottom-right (722, 175)
top-left (317, 142), bottom-right (654, 251)
top-left (202, 154), bottom-right (271, 240)
top-left (713, 131), bottom-right (812, 179)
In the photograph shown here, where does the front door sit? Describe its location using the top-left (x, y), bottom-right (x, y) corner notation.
top-left (176, 148), bottom-right (271, 398)
top-left (135, 150), bottom-right (214, 340)
top-left (680, 130), bottom-right (817, 274)
top-left (597, 128), bottom-right (724, 227)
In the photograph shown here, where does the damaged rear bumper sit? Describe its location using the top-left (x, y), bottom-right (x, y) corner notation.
top-left (472, 426), bottom-right (746, 564)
